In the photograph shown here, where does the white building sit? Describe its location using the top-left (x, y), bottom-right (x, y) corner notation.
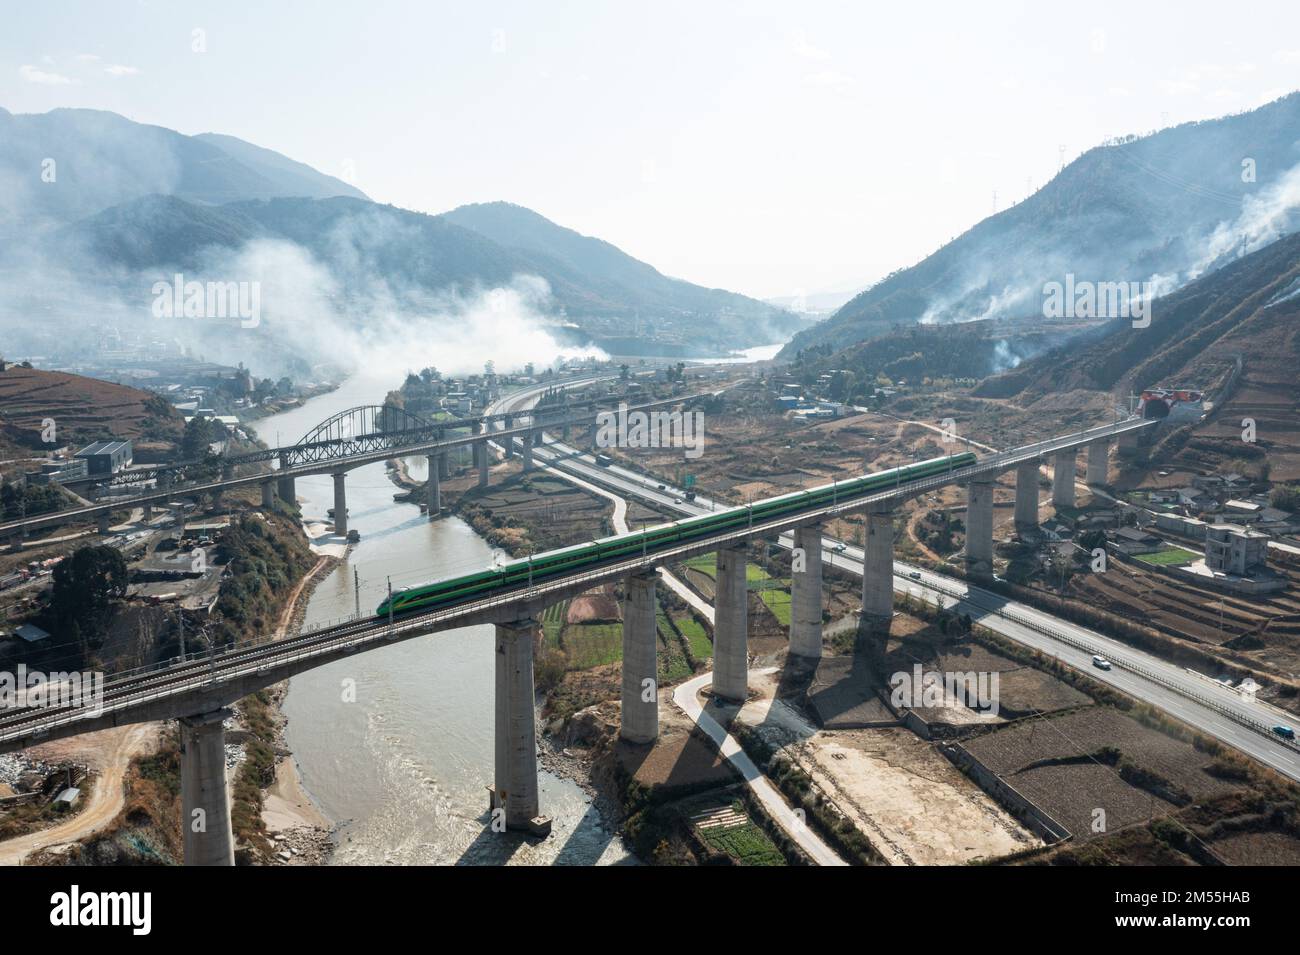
top-left (1204, 524), bottom-right (1268, 575)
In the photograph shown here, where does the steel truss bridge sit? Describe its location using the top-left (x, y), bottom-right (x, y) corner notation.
top-left (0, 392), bottom-right (702, 539)
top-left (59, 388), bottom-right (609, 490)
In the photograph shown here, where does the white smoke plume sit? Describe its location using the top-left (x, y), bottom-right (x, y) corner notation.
top-left (1189, 161), bottom-right (1300, 279)
top-left (192, 236), bottom-right (607, 382)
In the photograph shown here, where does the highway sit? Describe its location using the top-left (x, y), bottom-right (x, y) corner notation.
top-left (496, 399), bottom-right (1300, 783)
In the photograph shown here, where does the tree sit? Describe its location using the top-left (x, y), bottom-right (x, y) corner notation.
top-left (182, 417), bottom-right (214, 460)
top-left (1270, 485), bottom-right (1300, 513)
top-left (51, 545), bottom-right (128, 634)
top-left (1077, 529), bottom-right (1107, 553)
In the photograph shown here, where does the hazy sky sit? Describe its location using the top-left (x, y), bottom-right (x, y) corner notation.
top-left (4, 0), bottom-right (1299, 300)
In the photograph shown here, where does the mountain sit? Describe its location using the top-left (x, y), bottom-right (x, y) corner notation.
top-left (976, 227), bottom-right (1300, 448)
top-left (765, 285), bottom-right (867, 316)
top-left (60, 194), bottom-right (269, 270)
top-left (978, 228), bottom-right (1300, 482)
top-left (3, 107), bottom-right (796, 356)
top-left (441, 201), bottom-right (806, 349)
top-left (193, 132), bottom-right (366, 203)
top-left (782, 92), bottom-right (1300, 359)
top-left (55, 193), bottom-right (802, 354)
top-left (0, 107), bottom-right (366, 233)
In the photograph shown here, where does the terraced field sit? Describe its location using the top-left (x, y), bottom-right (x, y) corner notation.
top-left (0, 365), bottom-right (183, 449)
top-left (1071, 550), bottom-right (1300, 674)
top-left (963, 708), bottom-right (1247, 842)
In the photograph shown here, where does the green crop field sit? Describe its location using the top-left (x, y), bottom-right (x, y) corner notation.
top-left (746, 563), bottom-right (792, 625)
top-left (698, 820), bottom-right (786, 866)
top-left (656, 612), bottom-right (693, 683)
top-left (674, 613), bottom-right (713, 662)
top-left (1135, 547), bottom-right (1199, 567)
top-left (758, 587), bottom-right (792, 626)
top-left (564, 623), bottom-right (623, 668)
top-left (682, 553), bottom-right (717, 578)
top-left (541, 600), bottom-right (569, 648)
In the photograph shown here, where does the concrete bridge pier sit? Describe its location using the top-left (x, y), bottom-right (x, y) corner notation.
top-left (1086, 438), bottom-right (1110, 486)
top-left (277, 452), bottom-right (295, 504)
top-left (1014, 461), bottom-right (1040, 533)
top-left (476, 441), bottom-right (490, 487)
top-left (620, 571), bottom-right (659, 743)
top-left (789, 523), bottom-right (824, 659)
top-left (862, 505), bottom-right (895, 624)
top-left (426, 453), bottom-right (442, 517)
top-left (965, 476), bottom-right (995, 580)
top-left (1052, 450), bottom-right (1076, 510)
top-left (332, 472), bottom-right (348, 535)
top-left (522, 435), bottom-right (534, 472)
top-left (180, 709), bottom-right (235, 866)
top-left (438, 452), bottom-right (451, 480)
top-left (713, 543), bottom-right (749, 701)
top-left (142, 503), bottom-right (153, 522)
top-left (97, 513), bottom-right (111, 536)
top-left (260, 481), bottom-right (275, 509)
top-left (491, 618), bottom-right (551, 836)
top-left (502, 415), bottom-right (515, 458)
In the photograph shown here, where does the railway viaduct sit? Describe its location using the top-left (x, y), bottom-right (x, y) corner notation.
top-left (0, 414), bottom-right (1155, 863)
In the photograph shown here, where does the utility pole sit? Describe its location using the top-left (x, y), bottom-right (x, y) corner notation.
top-left (355, 568), bottom-right (361, 618)
top-left (387, 576), bottom-right (394, 631)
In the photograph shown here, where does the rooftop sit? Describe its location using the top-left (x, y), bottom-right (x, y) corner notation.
top-left (76, 439), bottom-right (131, 456)
top-left (15, 623), bottom-right (51, 643)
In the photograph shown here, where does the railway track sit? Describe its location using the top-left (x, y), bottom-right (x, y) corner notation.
top-left (1, 415), bottom-right (1158, 751)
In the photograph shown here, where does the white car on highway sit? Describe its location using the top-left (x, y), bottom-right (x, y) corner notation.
top-left (1092, 655), bottom-right (1112, 671)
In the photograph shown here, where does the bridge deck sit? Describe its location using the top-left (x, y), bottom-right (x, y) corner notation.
top-left (0, 416), bottom-right (1155, 751)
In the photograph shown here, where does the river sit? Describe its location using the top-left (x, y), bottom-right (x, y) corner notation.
top-left (256, 373), bottom-right (633, 865)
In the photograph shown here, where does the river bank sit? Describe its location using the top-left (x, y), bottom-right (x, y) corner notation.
top-left (253, 375), bottom-right (633, 865)
top-left (254, 545), bottom-right (342, 863)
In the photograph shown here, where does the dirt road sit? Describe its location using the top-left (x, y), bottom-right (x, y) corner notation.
top-left (0, 723), bottom-right (159, 865)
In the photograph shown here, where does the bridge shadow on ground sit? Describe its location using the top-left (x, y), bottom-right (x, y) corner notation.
top-left (780, 617), bottom-right (894, 732)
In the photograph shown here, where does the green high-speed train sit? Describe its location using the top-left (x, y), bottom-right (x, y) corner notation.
top-left (375, 451), bottom-right (977, 618)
